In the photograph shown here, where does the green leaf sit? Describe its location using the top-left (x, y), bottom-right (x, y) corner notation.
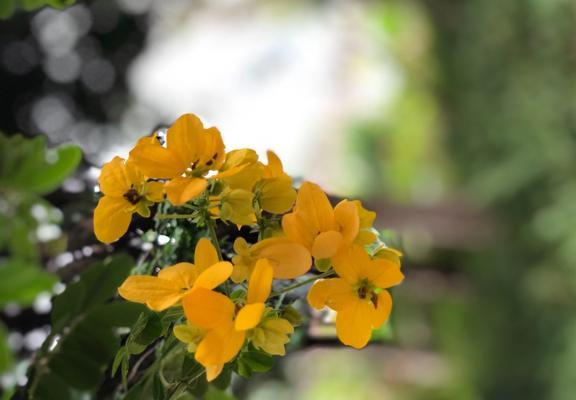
top-left (0, 321), bottom-right (12, 373)
top-left (205, 386), bottom-right (235, 400)
top-left (153, 374), bottom-right (166, 400)
top-left (0, 0), bottom-right (15, 19)
top-left (111, 346), bottom-right (128, 379)
top-left (33, 373), bottom-right (71, 400)
top-left (51, 254), bottom-right (134, 331)
top-left (238, 351), bottom-right (274, 373)
top-left (211, 365), bottom-right (232, 391)
top-left (0, 260), bottom-right (57, 307)
top-left (0, 134), bottom-right (81, 195)
top-left (46, 301), bottom-right (143, 391)
top-left (25, 144), bottom-right (82, 194)
top-left (182, 355), bottom-right (207, 397)
top-left (131, 310), bottom-right (164, 347)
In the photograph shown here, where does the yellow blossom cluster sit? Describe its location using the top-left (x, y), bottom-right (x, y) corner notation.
top-left (93, 113), bottom-right (404, 382)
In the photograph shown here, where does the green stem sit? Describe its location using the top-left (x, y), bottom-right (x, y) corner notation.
top-left (205, 218), bottom-right (223, 261)
top-left (269, 270), bottom-right (335, 298)
top-left (156, 213), bottom-right (196, 220)
top-left (205, 217), bottom-right (230, 294)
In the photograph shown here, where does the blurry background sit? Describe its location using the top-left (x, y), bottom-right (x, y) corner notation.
top-left (2, 0), bottom-right (576, 399)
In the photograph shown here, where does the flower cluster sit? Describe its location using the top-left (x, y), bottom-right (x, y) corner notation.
top-left (94, 113), bottom-right (404, 382)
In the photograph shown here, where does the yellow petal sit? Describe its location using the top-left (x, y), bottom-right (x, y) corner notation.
top-left (251, 317), bottom-right (293, 356)
top-left (331, 245), bottom-right (367, 284)
top-left (165, 176), bottom-right (208, 205)
top-left (220, 149), bottom-right (263, 190)
top-left (129, 141), bottom-right (185, 179)
top-left (263, 150), bottom-right (284, 178)
top-left (336, 298), bottom-right (376, 349)
top-left (281, 213), bottom-right (315, 249)
top-left (307, 278), bottom-right (355, 311)
top-left (235, 303), bottom-right (265, 331)
top-left (144, 181), bottom-right (164, 202)
top-left (157, 262), bottom-right (197, 289)
top-left (334, 200), bottom-right (360, 245)
top-left (311, 230), bottom-right (343, 259)
top-left (231, 260), bottom-right (251, 284)
top-left (196, 324), bottom-right (245, 366)
top-left (364, 259), bottom-right (404, 289)
top-left (193, 261), bottom-right (233, 290)
top-left (307, 279), bottom-right (332, 309)
top-left (183, 288), bottom-right (235, 330)
top-left (194, 237), bottom-right (220, 273)
top-left (98, 157), bottom-right (130, 196)
top-left (219, 188), bottom-right (256, 226)
top-left (247, 259), bottom-right (273, 304)
top-left (259, 176), bottom-right (296, 214)
top-left (166, 113), bottom-right (206, 165)
top-left (93, 196), bottom-right (132, 244)
top-left (256, 239), bottom-right (312, 279)
top-left (204, 127), bottom-right (226, 170)
top-left (355, 230), bottom-right (378, 246)
top-left (372, 290), bottom-right (393, 328)
top-left (205, 364), bottom-right (224, 382)
top-left (221, 148), bottom-right (259, 170)
top-left (118, 276), bottom-right (182, 311)
top-left (373, 246), bottom-right (403, 265)
top-left (294, 182), bottom-right (336, 232)
top-left (352, 200), bottom-right (376, 229)
top-left (233, 237), bottom-right (250, 255)
top-left (264, 318), bottom-right (293, 334)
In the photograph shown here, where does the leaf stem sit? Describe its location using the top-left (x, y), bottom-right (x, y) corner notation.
top-left (269, 270), bottom-right (335, 298)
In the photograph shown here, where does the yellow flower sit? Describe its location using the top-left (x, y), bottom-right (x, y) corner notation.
top-left (219, 149), bottom-right (263, 191)
top-left (214, 188), bottom-right (256, 226)
top-left (118, 238), bottom-right (231, 311)
top-left (129, 114), bottom-right (241, 206)
top-left (281, 181), bottom-right (361, 262)
top-left (307, 245), bottom-right (404, 349)
top-left (231, 237), bottom-right (311, 282)
top-left (255, 151), bottom-right (296, 214)
top-left (182, 259), bottom-right (274, 380)
top-left (250, 315), bottom-right (294, 356)
top-left (94, 156), bottom-right (163, 243)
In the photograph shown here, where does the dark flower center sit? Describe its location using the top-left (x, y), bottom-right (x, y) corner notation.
top-left (123, 188), bottom-right (142, 205)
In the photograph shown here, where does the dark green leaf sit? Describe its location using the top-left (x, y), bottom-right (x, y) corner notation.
top-left (211, 365), bottom-right (232, 390)
top-left (153, 374), bottom-right (166, 400)
top-left (0, 0), bottom-right (15, 19)
top-left (182, 355), bottom-right (207, 397)
top-left (46, 301), bottom-right (143, 391)
top-left (33, 373), bottom-right (72, 400)
top-left (238, 351), bottom-right (274, 373)
top-left (131, 310), bottom-right (164, 347)
top-left (51, 254), bottom-right (134, 331)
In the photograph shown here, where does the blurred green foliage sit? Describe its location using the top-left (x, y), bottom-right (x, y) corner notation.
top-left (423, 0), bottom-right (576, 399)
top-left (0, 133), bottom-right (81, 382)
top-left (0, 0), bottom-right (76, 19)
